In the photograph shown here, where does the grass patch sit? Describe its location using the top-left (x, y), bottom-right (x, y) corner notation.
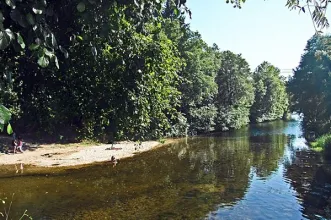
top-left (158, 137), bottom-right (166, 144)
top-left (311, 146), bottom-right (324, 152)
top-left (310, 134), bottom-right (331, 151)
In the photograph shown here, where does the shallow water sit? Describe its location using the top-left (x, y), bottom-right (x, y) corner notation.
top-left (0, 120), bottom-right (331, 219)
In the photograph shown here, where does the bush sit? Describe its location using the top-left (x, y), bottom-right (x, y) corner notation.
top-left (167, 113), bottom-right (188, 137)
top-left (310, 134), bottom-right (331, 151)
top-left (189, 104), bottom-right (217, 134)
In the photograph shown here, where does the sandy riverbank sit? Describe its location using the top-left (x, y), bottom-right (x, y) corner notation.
top-left (0, 139), bottom-right (170, 167)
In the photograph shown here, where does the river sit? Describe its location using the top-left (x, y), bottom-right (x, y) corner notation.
top-left (0, 120), bottom-right (331, 219)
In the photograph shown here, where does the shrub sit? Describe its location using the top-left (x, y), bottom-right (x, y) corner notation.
top-left (311, 134), bottom-right (331, 151)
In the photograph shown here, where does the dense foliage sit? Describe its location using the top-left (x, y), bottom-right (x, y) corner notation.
top-left (288, 35), bottom-right (331, 136)
top-left (0, 0), bottom-right (290, 141)
top-left (250, 62), bottom-right (289, 123)
top-left (0, 104), bottom-right (11, 131)
top-left (214, 51), bottom-right (254, 131)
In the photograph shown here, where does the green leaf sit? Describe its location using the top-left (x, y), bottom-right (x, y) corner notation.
top-left (0, 29), bottom-right (14, 50)
top-left (32, 7), bottom-right (43, 14)
top-left (173, 8), bottom-right (179, 17)
top-left (5, 0), bottom-right (16, 9)
top-left (38, 56), bottom-right (49, 67)
top-left (28, 43), bottom-right (39, 50)
top-left (44, 48), bottom-right (54, 58)
top-left (26, 13), bottom-right (35, 25)
top-left (77, 35), bottom-right (83, 41)
top-left (0, 105), bottom-right (11, 130)
top-left (7, 123), bottom-right (13, 135)
top-left (5, 29), bottom-right (15, 40)
top-left (16, 32), bottom-right (25, 49)
top-left (77, 2), bottom-right (86, 12)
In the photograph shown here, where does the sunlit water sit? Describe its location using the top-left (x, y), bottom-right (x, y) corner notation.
top-left (0, 120), bottom-right (331, 219)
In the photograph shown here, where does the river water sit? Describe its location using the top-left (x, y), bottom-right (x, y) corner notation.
top-left (0, 120), bottom-right (331, 219)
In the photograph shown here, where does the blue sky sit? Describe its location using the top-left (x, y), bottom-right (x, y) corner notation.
top-left (185, 0), bottom-right (331, 77)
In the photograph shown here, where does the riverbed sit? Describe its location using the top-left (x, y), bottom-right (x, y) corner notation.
top-left (0, 120), bottom-right (330, 219)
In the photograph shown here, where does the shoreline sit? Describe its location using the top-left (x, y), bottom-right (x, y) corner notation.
top-left (0, 139), bottom-right (178, 167)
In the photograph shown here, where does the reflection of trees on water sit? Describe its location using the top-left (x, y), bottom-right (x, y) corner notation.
top-left (284, 150), bottom-right (331, 219)
top-left (174, 133), bottom-right (287, 180)
top-left (0, 132), bottom-right (287, 220)
top-left (169, 133), bottom-right (287, 206)
top-left (249, 120), bottom-right (289, 135)
top-left (161, 136), bottom-right (252, 205)
top-left (249, 134), bottom-right (287, 178)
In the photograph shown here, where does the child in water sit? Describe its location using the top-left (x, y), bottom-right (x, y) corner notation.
top-left (110, 156), bottom-right (119, 167)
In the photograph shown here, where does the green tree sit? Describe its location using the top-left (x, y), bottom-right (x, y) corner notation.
top-left (215, 51), bottom-right (255, 130)
top-left (179, 33), bottom-right (221, 134)
top-left (250, 61), bottom-right (289, 123)
top-left (0, 0), bottom-right (167, 67)
top-left (288, 34), bottom-right (331, 136)
top-left (7, 1), bottom-right (183, 141)
top-left (0, 0), bottom-right (328, 69)
top-left (161, 8), bottom-right (222, 134)
top-left (0, 0), bottom-right (307, 141)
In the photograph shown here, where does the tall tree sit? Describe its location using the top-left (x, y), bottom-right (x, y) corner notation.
top-left (215, 51), bottom-right (255, 131)
top-left (8, 1), bottom-right (183, 141)
top-left (162, 9), bottom-right (222, 134)
top-left (250, 61), bottom-right (289, 123)
top-left (288, 35), bottom-right (331, 136)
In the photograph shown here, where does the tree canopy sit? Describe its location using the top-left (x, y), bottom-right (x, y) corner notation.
top-left (250, 62), bottom-right (289, 123)
top-left (215, 51), bottom-right (255, 131)
top-left (288, 34), bottom-right (331, 136)
top-left (0, 0), bottom-right (290, 141)
top-left (0, 0), bottom-right (328, 69)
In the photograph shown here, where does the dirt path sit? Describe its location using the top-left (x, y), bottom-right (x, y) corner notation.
top-left (0, 140), bottom-right (164, 167)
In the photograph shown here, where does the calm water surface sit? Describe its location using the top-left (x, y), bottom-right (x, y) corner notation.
top-left (1, 120), bottom-right (331, 219)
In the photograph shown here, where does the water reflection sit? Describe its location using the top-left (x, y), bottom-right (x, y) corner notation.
top-left (14, 163), bottom-right (24, 174)
top-left (0, 120), bottom-right (327, 220)
top-left (285, 150), bottom-right (331, 219)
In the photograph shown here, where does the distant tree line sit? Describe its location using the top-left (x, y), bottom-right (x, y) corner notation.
top-left (0, 0), bottom-right (289, 141)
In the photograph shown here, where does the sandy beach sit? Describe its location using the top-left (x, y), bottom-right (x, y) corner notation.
top-left (0, 140), bottom-right (165, 167)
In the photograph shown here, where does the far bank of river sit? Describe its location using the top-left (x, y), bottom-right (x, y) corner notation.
top-left (0, 116), bottom-right (301, 168)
